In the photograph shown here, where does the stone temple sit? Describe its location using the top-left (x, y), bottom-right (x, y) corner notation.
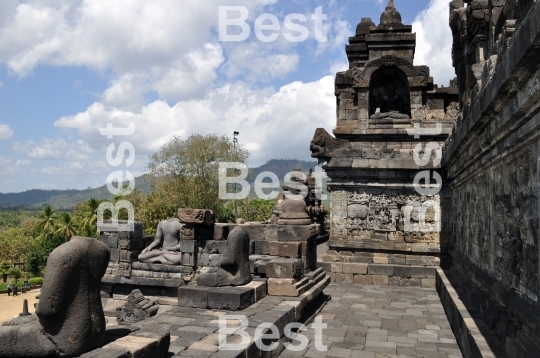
top-left (312, 0), bottom-right (540, 357)
top-left (2, 1), bottom-right (540, 357)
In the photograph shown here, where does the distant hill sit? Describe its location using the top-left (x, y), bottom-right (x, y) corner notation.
top-left (0, 159), bottom-right (319, 210)
top-left (250, 159), bottom-right (318, 180)
top-left (0, 175), bottom-right (153, 210)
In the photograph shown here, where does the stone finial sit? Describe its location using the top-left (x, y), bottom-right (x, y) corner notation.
top-left (380, 0), bottom-right (403, 26)
top-left (356, 17), bottom-right (376, 36)
top-left (19, 299), bottom-right (30, 317)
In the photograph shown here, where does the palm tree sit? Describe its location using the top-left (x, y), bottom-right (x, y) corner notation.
top-left (37, 205), bottom-right (57, 236)
top-left (78, 198), bottom-right (101, 237)
top-left (56, 213), bottom-right (77, 242)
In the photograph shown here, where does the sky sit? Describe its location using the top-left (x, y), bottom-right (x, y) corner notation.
top-left (0, 0), bottom-right (455, 193)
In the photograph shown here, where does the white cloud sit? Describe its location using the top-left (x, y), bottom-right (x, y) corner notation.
top-left (13, 138), bottom-right (94, 160)
top-left (55, 76), bottom-right (336, 166)
top-left (0, 155), bottom-right (21, 176)
top-left (221, 41), bottom-right (299, 82)
top-left (0, 124), bottom-right (13, 140)
top-left (412, 0), bottom-right (455, 87)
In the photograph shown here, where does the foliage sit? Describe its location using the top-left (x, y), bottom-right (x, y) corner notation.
top-left (0, 210), bottom-right (39, 229)
top-left (37, 205), bottom-right (57, 241)
top-left (222, 198), bottom-right (276, 223)
top-left (8, 267), bottom-right (22, 282)
top-left (28, 277), bottom-right (43, 286)
top-left (55, 212), bottom-right (78, 241)
top-left (26, 234), bottom-right (63, 276)
top-left (140, 133), bottom-right (250, 229)
top-left (0, 228), bottom-right (32, 264)
top-left (73, 198), bottom-right (110, 238)
top-left (0, 261), bottom-right (10, 282)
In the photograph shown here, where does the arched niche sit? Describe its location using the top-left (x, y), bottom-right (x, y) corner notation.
top-left (368, 67), bottom-right (411, 117)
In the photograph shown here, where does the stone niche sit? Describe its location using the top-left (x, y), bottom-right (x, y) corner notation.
top-left (334, 1), bottom-right (459, 135)
top-left (310, 0), bottom-right (459, 286)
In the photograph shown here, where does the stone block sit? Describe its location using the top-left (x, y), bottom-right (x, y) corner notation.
top-left (388, 255), bottom-right (406, 265)
top-left (334, 273), bottom-right (354, 283)
top-left (372, 275), bottom-right (389, 285)
top-left (278, 242), bottom-right (302, 258)
top-left (426, 267), bottom-right (437, 278)
top-left (422, 279), bottom-right (436, 288)
top-left (368, 264), bottom-right (394, 276)
top-left (178, 209), bottom-right (215, 226)
top-left (200, 253), bottom-right (210, 266)
top-left (102, 331), bottom-right (169, 358)
top-left (110, 248), bottom-right (119, 263)
top-left (388, 276), bottom-right (422, 287)
top-left (256, 261), bottom-right (266, 274)
top-left (179, 240), bottom-right (197, 253)
top-left (163, 279), bottom-right (184, 288)
top-left (79, 348), bottom-right (130, 357)
top-left (267, 277), bottom-right (311, 297)
top-left (393, 265), bottom-right (412, 278)
top-left (244, 280), bottom-right (267, 301)
top-left (213, 224), bottom-right (231, 240)
top-left (253, 241), bottom-right (269, 255)
top-left (269, 241), bottom-right (280, 256)
top-left (182, 253), bottom-right (193, 266)
top-left (99, 235), bottom-right (119, 249)
top-left (330, 262), bottom-right (343, 273)
top-left (342, 263), bottom-right (368, 274)
top-left (207, 287), bottom-right (255, 311)
top-left (178, 286), bottom-right (211, 308)
top-left (317, 262), bottom-right (331, 272)
top-left (265, 259), bottom-right (303, 279)
top-left (119, 249), bottom-right (140, 263)
top-left (354, 274), bottom-right (373, 284)
top-left (277, 225), bottom-right (317, 242)
top-left (410, 266), bottom-right (427, 278)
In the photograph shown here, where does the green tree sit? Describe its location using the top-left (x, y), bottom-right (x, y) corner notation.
top-left (55, 212), bottom-right (78, 242)
top-left (74, 198), bottom-right (103, 237)
top-left (144, 133), bottom-right (250, 228)
top-left (37, 205), bottom-right (58, 241)
top-left (0, 261), bottom-right (11, 283)
top-left (8, 267), bottom-right (22, 283)
top-left (0, 227), bottom-right (31, 265)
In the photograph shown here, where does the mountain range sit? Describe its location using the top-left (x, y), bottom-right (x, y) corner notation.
top-left (0, 159), bottom-right (318, 210)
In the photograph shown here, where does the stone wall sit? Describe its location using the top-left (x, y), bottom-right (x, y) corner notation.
top-left (443, 1), bottom-right (540, 356)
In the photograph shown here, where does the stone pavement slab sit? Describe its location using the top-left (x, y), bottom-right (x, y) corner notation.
top-left (278, 283), bottom-right (463, 358)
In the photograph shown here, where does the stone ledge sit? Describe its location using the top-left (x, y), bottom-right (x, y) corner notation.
top-left (178, 281), bottom-right (267, 311)
top-left (436, 268), bottom-right (509, 358)
top-left (328, 239), bottom-right (447, 253)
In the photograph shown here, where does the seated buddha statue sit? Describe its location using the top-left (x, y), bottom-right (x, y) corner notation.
top-left (138, 218), bottom-right (184, 264)
top-left (370, 82), bottom-right (410, 120)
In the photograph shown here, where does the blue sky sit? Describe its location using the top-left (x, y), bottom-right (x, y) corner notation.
top-left (0, 0), bottom-right (454, 193)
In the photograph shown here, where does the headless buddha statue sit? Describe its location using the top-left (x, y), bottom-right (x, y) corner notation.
top-left (138, 218), bottom-right (184, 265)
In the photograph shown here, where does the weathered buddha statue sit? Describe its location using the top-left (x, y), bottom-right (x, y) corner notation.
top-left (370, 82), bottom-right (409, 120)
top-left (138, 218), bottom-right (184, 264)
top-left (196, 226), bottom-right (252, 287)
top-left (0, 236), bottom-right (110, 357)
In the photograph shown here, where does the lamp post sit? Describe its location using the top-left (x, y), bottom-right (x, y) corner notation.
top-left (233, 131), bottom-right (239, 220)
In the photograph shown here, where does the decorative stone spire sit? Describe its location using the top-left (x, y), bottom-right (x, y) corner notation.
top-left (380, 0), bottom-right (403, 26)
top-left (356, 17), bottom-right (376, 36)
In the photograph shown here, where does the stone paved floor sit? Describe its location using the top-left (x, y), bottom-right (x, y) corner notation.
top-left (279, 283), bottom-right (463, 358)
